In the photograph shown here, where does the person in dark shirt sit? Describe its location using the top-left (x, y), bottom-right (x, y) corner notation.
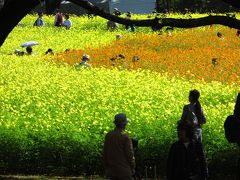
top-left (180, 89), bottom-right (206, 142)
top-left (54, 9), bottom-right (63, 27)
top-left (103, 113), bottom-right (135, 180)
top-left (167, 121), bottom-right (208, 180)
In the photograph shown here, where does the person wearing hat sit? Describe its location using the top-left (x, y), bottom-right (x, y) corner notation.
top-left (80, 54), bottom-right (91, 68)
top-left (103, 113), bottom-right (135, 180)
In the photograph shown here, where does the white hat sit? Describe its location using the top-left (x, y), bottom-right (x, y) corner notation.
top-left (82, 54), bottom-right (90, 60)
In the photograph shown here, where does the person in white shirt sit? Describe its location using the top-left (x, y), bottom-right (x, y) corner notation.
top-left (75, 54), bottom-right (91, 70)
top-left (63, 14), bottom-right (72, 29)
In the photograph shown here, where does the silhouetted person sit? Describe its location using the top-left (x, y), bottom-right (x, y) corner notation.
top-left (180, 89), bottom-right (206, 142)
top-left (224, 93), bottom-right (240, 145)
top-left (103, 113), bottom-right (135, 180)
top-left (167, 121), bottom-right (208, 180)
top-left (26, 46), bottom-right (33, 55)
top-left (45, 48), bottom-right (54, 55)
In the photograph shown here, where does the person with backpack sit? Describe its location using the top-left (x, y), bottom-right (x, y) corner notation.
top-left (54, 9), bottom-right (63, 27)
top-left (33, 11), bottom-right (44, 27)
top-left (180, 89), bottom-right (206, 142)
top-left (224, 92), bottom-right (240, 180)
top-left (167, 121), bottom-right (208, 180)
top-left (224, 92), bottom-right (240, 145)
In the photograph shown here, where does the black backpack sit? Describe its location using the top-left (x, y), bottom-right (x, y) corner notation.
top-left (224, 93), bottom-right (240, 144)
top-left (224, 115), bottom-right (240, 144)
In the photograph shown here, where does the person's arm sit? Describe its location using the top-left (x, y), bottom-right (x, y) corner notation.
top-left (180, 105), bottom-right (188, 122)
top-left (200, 108), bottom-right (206, 124)
top-left (124, 135), bottom-right (135, 173)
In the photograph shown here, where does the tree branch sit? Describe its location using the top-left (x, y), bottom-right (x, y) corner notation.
top-left (0, 0), bottom-right (240, 47)
top-left (221, 0), bottom-right (240, 9)
top-left (70, 0), bottom-right (240, 29)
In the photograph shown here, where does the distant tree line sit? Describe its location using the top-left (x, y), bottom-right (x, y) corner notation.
top-left (155, 0), bottom-right (238, 13)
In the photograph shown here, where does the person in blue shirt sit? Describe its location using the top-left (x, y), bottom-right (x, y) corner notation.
top-left (34, 11), bottom-right (44, 27)
top-left (63, 14), bottom-right (72, 29)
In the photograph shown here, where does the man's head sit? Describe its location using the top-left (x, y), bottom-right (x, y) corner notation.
top-left (114, 113), bottom-right (129, 128)
top-left (82, 54), bottom-right (90, 61)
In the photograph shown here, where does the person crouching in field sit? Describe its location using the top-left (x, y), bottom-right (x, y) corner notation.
top-left (167, 121), bottom-right (208, 180)
top-left (33, 11), bottom-right (44, 27)
top-left (63, 14), bottom-right (72, 29)
top-left (103, 113), bottom-right (135, 180)
top-left (80, 54), bottom-right (91, 68)
top-left (54, 9), bottom-right (63, 27)
top-left (75, 54), bottom-right (91, 70)
top-left (107, 20), bottom-right (119, 31)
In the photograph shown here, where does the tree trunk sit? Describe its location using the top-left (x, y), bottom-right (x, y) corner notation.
top-left (45, 0), bottom-right (61, 14)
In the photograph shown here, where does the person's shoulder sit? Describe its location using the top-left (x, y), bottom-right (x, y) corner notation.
top-left (105, 130), bottom-right (114, 136)
top-left (183, 104), bottom-right (189, 110)
top-left (170, 141), bottom-right (183, 150)
top-left (121, 132), bottom-right (130, 139)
